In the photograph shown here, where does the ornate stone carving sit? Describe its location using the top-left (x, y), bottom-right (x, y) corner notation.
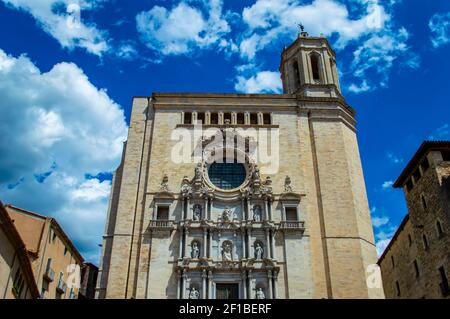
top-left (191, 241), bottom-right (200, 259)
top-left (180, 176), bottom-right (193, 198)
top-left (189, 287), bottom-right (200, 299)
top-left (160, 174), bottom-right (169, 192)
top-left (194, 163), bottom-right (202, 181)
top-left (222, 207), bottom-right (233, 222)
top-left (192, 204), bottom-right (202, 221)
top-left (222, 241), bottom-right (233, 261)
top-left (256, 287), bottom-right (266, 299)
top-left (252, 205), bottom-right (262, 222)
top-left (254, 241), bottom-right (264, 259)
top-left (284, 175), bottom-right (293, 192)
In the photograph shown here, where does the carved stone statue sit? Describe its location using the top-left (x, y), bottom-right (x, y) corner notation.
top-left (284, 175), bottom-right (293, 192)
top-left (256, 287), bottom-right (265, 299)
top-left (180, 176), bottom-right (192, 197)
top-left (222, 208), bottom-right (232, 222)
top-left (252, 205), bottom-right (262, 222)
top-left (252, 165), bottom-right (260, 181)
top-left (189, 287), bottom-right (200, 299)
top-left (191, 241), bottom-right (200, 259)
top-left (193, 204), bottom-right (202, 221)
top-left (222, 241), bottom-right (233, 261)
top-left (254, 242), bottom-right (264, 259)
top-left (160, 174), bottom-right (169, 192)
top-left (194, 163), bottom-right (202, 180)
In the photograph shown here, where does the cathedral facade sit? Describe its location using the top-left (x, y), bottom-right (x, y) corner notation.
top-left (96, 32), bottom-right (383, 299)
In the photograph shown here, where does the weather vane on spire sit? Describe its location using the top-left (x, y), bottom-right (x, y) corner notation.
top-left (298, 23), bottom-right (305, 33)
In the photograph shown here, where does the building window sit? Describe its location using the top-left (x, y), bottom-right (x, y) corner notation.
top-left (421, 158), bottom-right (430, 172)
top-left (310, 53), bottom-right (321, 82)
top-left (156, 206), bottom-right (169, 220)
top-left (224, 112), bottom-right (232, 124)
top-left (421, 195), bottom-right (427, 210)
top-left (197, 112), bottom-right (205, 124)
top-left (64, 247), bottom-right (68, 256)
top-left (413, 260), bottom-right (420, 278)
top-left (184, 112), bottom-right (192, 124)
top-left (406, 179), bottom-right (414, 192)
top-left (422, 234), bottom-right (429, 250)
top-left (439, 266), bottom-right (450, 296)
top-left (210, 113), bottom-right (219, 125)
top-left (263, 113), bottom-right (271, 125)
top-left (292, 61), bottom-right (301, 88)
top-left (208, 161), bottom-right (246, 190)
top-left (408, 234), bottom-right (412, 246)
top-left (285, 207), bottom-right (298, 221)
top-left (12, 270), bottom-right (24, 298)
top-left (395, 281), bottom-right (401, 297)
top-left (413, 168), bottom-right (421, 183)
top-left (236, 113), bottom-right (245, 124)
top-left (250, 113), bottom-right (258, 125)
top-left (436, 221), bottom-right (444, 238)
top-left (391, 255), bottom-right (395, 268)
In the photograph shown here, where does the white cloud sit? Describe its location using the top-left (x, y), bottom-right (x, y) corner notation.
top-left (382, 180), bottom-right (393, 190)
top-left (386, 152), bottom-right (403, 164)
top-left (0, 48), bottom-right (128, 262)
top-left (429, 12), bottom-right (450, 48)
top-left (376, 238), bottom-right (391, 256)
top-left (1, 0), bottom-right (110, 56)
top-left (239, 0), bottom-right (389, 60)
top-left (372, 216), bottom-right (389, 227)
top-left (428, 124), bottom-right (450, 140)
top-left (136, 0), bottom-right (231, 55)
top-left (235, 70), bottom-right (282, 93)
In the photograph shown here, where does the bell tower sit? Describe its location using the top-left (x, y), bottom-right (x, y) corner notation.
top-left (279, 31), bottom-right (341, 97)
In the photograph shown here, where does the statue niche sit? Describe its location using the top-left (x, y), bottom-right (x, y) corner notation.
top-left (252, 205), bottom-right (262, 222)
top-left (192, 204), bottom-right (202, 221)
top-left (254, 241), bottom-right (264, 260)
top-left (189, 286), bottom-right (200, 299)
top-left (191, 240), bottom-right (200, 259)
top-left (221, 240), bottom-right (233, 261)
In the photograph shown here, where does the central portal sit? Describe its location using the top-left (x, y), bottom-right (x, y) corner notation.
top-left (216, 283), bottom-right (239, 299)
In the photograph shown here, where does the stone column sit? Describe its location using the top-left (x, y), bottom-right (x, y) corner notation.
top-left (202, 270), bottom-right (207, 299)
top-left (204, 198), bottom-right (208, 220)
top-left (178, 229), bottom-right (184, 259)
top-left (267, 270), bottom-right (273, 299)
top-left (270, 230), bottom-right (276, 260)
top-left (265, 228), bottom-right (271, 259)
top-left (244, 198), bottom-right (249, 220)
top-left (208, 271), bottom-right (213, 299)
top-left (246, 228), bottom-right (251, 259)
top-left (184, 228), bottom-right (189, 258)
top-left (177, 270), bottom-right (182, 299)
top-left (264, 199), bottom-right (269, 221)
top-left (203, 228), bottom-right (207, 258)
top-left (247, 270), bottom-right (253, 299)
top-left (241, 199), bottom-right (245, 220)
top-left (182, 271), bottom-right (188, 299)
top-left (241, 271), bottom-right (247, 299)
top-left (153, 204), bottom-right (158, 220)
top-left (241, 229), bottom-right (246, 259)
top-left (273, 272), bottom-right (278, 299)
top-left (187, 197), bottom-right (191, 220)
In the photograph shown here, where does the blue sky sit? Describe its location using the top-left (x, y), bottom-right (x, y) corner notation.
top-left (0, 0), bottom-right (449, 263)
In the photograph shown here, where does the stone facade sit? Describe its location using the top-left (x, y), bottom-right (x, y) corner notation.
top-left (378, 141), bottom-right (450, 299)
top-left (96, 33), bottom-right (383, 299)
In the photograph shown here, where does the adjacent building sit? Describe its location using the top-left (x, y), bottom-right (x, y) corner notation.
top-left (79, 262), bottom-right (98, 299)
top-left (0, 202), bottom-right (39, 299)
top-left (97, 32), bottom-right (383, 299)
top-left (378, 141), bottom-right (450, 299)
top-left (5, 205), bottom-right (84, 299)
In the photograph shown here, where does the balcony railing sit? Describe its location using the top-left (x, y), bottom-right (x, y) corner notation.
top-left (279, 221), bottom-right (305, 231)
top-left (43, 267), bottom-right (55, 282)
top-left (56, 280), bottom-right (67, 294)
top-left (149, 220), bottom-right (174, 230)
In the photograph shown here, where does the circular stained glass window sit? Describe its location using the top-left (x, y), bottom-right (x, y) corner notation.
top-left (208, 162), bottom-right (246, 190)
